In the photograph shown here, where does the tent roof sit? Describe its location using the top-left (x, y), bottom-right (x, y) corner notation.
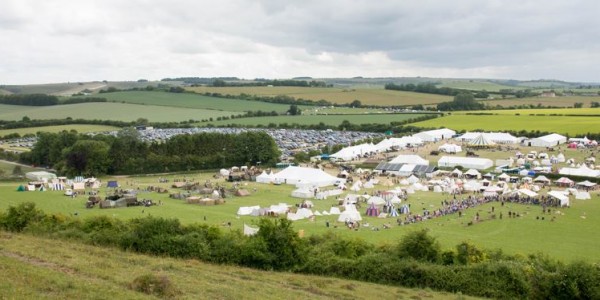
top-left (468, 133), bottom-right (496, 147)
top-left (389, 154), bottom-right (429, 165)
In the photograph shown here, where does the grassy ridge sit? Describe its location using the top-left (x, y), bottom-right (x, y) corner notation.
top-left (188, 86), bottom-right (453, 106)
top-left (203, 113), bottom-right (428, 127)
top-left (99, 91), bottom-right (295, 113)
top-left (0, 103), bottom-right (236, 122)
top-left (467, 107), bottom-right (600, 115)
top-left (410, 114), bottom-right (600, 135)
top-left (0, 233), bottom-right (472, 300)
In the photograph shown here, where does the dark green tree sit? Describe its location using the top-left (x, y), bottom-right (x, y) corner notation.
top-left (397, 229), bottom-right (441, 262)
top-left (287, 104), bottom-right (301, 115)
top-left (63, 140), bottom-right (110, 176)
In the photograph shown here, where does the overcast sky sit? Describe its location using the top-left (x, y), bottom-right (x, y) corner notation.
top-left (1, 0), bottom-right (599, 84)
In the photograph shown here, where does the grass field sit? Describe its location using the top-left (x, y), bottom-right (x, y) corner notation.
top-left (0, 103), bottom-right (237, 123)
top-left (203, 113), bottom-right (429, 127)
top-left (188, 86), bottom-right (453, 106)
top-left (2, 163), bottom-right (599, 262)
top-left (97, 91), bottom-right (295, 113)
top-left (0, 161), bottom-right (40, 176)
top-left (0, 125), bottom-right (119, 137)
top-left (482, 96), bottom-right (600, 108)
top-left (465, 107), bottom-right (600, 116)
top-left (410, 114), bottom-right (600, 136)
top-left (0, 234), bottom-right (474, 300)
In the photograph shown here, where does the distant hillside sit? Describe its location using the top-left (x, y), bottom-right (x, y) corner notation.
top-left (0, 233), bottom-right (474, 300)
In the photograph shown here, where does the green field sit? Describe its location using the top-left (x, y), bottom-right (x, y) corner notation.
top-left (188, 86), bottom-right (453, 106)
top-left (204, 113), bottom-right (429, 127)
top-left (411, 114), bottom-right (600, 135)
top-left (2, 168), bottom-right (599, 262)
top-left (482, 96), bottom-right (600, 107)
top-left (467, 107), bottom-right (600, 115)
top-left (97, 91), bottom-right (295, 113)
top-left (0, 124), bottom-right (119, 137)
top-left (0, 103), bottom-right (237, 123)
top-left (1, 234), bottom-right (472, 300)
top-left (0, 161), bottom-right (40, 176)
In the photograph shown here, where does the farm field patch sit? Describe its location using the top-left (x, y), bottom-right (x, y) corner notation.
top-left (203, 113), bottom-right (429, 127)
top-left (188, 86), bottom-right (453, 106)
top-left (410, 114), bottom-right (600, 135)
top-left (98, 91), bottom-right (294, 113)
top-left (0, 103), bottom-right (236, 123)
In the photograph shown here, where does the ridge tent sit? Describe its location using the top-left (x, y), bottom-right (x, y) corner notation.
top-left (25, 171), bottom-right (57, 182)
top-left (389, 155), bottom-right (429, 165)
top-left (438, 156), bottom-right (493, 170)
top-left (243, 224), bottom-right (259, 236)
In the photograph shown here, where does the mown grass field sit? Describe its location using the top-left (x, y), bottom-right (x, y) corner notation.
top-left (2, 164), bottom-right (599, 262)
top-left (0, 161), bottom-right (40, 176)
top-left (0, 103), bottom-right (236, 123)
top-left (482, 96), bottom-right (600, 107)
top-left (410, 114), bottom-right (600, 135)
top-left (204, 113), bottom-right (429, 127)
top-left (188, 86), bottom-right (453, 106)
top-left (97, 91), bottom-right (295, 113)
top-left (0, 234), bottom-right (474, 300)
top-left (0, 124), bottom-right (119, 137)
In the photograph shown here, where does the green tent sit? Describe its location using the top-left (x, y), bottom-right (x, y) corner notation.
top-left (16, 185), bottom-right (26, 192)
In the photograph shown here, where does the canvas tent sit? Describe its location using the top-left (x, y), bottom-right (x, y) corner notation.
top-left (330, 143), bottom-right (377, 161)
top-left (437, 156), bottom-right (493, 170)
top-left (389, 155), bottom-right (429, 165)
top-left (548, 191), bottom-right (570, 207)
top-left (468, 134), bottom-right (496, 148)
top-left (337, 205), bottom-right (362, 222)
top-left (438, 143), bottom-right (462, 153)
top-left (25, 171), bottom-right (57, 182)
top-left (529, 133), bottom-right (567, 147)
top-left (456, 132), bottom-right (518, 144)
top-left (414, 128), bottom-right (456, 142)
top-left (272, 166), bottom-right (344, 187)
top-left (243, 224), bottom-right (259, 236)
top-left (256, 171), bottom-right (273, 183)
top-left (559, 165), bottom-right (600, 178)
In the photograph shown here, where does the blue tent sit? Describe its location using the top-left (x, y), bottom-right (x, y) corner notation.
top-left (107, 181), bottom-right (119, 188)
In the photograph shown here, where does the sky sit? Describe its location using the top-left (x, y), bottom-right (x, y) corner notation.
top-left (1, 0), bottom-right (599, 84)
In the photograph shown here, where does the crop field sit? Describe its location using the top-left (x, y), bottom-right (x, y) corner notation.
top-left (97, 91), bottom-right (295, 113)
top-left (466, 107), bottom-right (600, 116)
top-left (0, 125), bottom-right (119, 137)
top-left (482, 96), bottom-right (600, 108)
top-left (410, 114), bottom-right (600, 135)
top-left (0, 103), bottom-right (236, 123)
top-left (437, 79), bottom-right (519, 92)
top-left (0, 234), bottom-right (472, 300)
top-left (188, 86), bottom-right (453, 106)
top-left (2, 166), bottom-right (599, 262)
top-left (203, 113), bottom-right (429, 127)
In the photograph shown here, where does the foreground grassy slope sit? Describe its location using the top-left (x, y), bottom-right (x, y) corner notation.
top-left (0, 233), bottom-right (473, 300)
top-left (188, 86), bottom-right (452, 106)
top-left (410, 114), bottom-right (600, 135)
top-left (0, 103), bottom-right (236, 122)
top-left (98, 91), bottom-right (295, 113)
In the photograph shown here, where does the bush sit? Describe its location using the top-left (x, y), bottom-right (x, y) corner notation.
top-left (129, 274), bottom-right (179, 298)
top-left (0, 202), bottom-right (45, 232)
top-left (397, 229), bottom-right (441, 263)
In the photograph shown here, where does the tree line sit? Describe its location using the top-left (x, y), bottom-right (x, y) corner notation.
top-left (21, 129), bottom-right (280, 176)
top-left (211, 79), bottom-right (330, 87)
top-left (0, 94), bottom-right (107, 106)
top-left (2, 203), bottom-right (599, 299)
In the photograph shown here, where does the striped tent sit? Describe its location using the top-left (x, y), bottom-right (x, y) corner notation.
top-left (469, 134), bottom-right (496, 148)
top-left (365, 203), bottom-right (380, 217)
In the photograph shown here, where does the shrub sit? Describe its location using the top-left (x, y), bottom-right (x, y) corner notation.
top-left (397, 229), bottom-right (441, 263)
top-left (129, 274), bottom-right (179, 298)
top-left (0, 202), bottom-right (45, 232)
